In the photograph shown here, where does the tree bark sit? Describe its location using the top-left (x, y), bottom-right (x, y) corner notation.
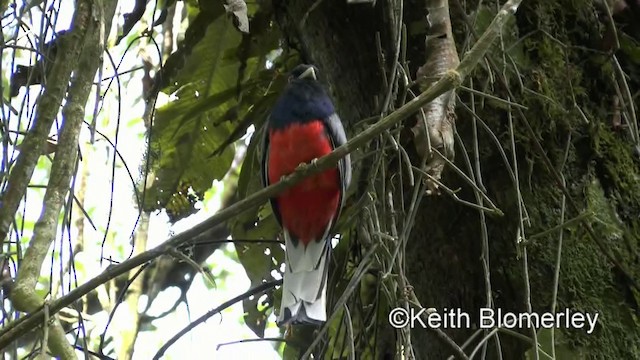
top-left (6, 1), bottom-right (118, 357)
top-left (276, 0), bottom-right (640, 358)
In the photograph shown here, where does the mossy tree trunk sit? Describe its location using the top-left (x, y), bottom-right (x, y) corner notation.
top-left (276, 0), bottom-right (640, 358)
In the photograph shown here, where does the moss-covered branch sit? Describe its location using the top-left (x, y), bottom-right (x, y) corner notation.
top-left (0, 8), bottom-right (89, 249)
top-left (7, 1), bottom-right (117, 357)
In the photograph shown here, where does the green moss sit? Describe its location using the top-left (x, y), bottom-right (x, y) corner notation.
top-left (557, 177), bottom-right (637, 353)
top-left (464, 0), bottom-right (640, 358)
top-left (508, 171), bottom-right (640, 359)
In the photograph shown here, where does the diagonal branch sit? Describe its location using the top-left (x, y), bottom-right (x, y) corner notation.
top-left (152, 279), bottom-right (282, 359)
top-left (0, 0), bottom-right (522, 348)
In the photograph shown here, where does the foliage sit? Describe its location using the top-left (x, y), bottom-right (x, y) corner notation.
top-left (140, 1), bottom-right (283, 222)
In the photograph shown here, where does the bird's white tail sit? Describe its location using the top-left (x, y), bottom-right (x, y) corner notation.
top-left (277, 231), bottom-right (330, 325)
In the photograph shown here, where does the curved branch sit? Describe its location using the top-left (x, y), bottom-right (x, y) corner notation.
top-left (152, 279), bottom-right (282, 359)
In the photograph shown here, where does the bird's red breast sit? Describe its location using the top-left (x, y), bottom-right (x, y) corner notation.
top-left (268, 120), bottom-right (340, 245)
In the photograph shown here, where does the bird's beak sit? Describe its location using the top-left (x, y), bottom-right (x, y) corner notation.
top-left (298, 66), bottom-right (317, 80)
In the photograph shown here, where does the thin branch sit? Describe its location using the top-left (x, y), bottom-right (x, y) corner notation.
top-left (550, 133), bottom-right (571, 359)
top-left (343, 304), bottom-right (355, 360)
top-left (40, 301), bottom-right (49, 358)
top-left (302, 243), bottom-right (379, 359)
top-left (458, 85), bottom-right (528, 109)
top-left (0, 1), bottom-right (89, 247)
top-left (412, 165), bottom-right (501, 215)
top-left (215, 337), bottom-right (287, 350)
top-left (152, 279), bottom-right (282, 359)
top-left (527, 211), bottom-right (592, 242)
top-left (167, 248), bottom-right (217, 288)
top-left (8, 1), bottom-right (118, 358)
top-left (405, 299), bottom-right (469, 360)
top-left (613, 55), bottom-right (639, 145)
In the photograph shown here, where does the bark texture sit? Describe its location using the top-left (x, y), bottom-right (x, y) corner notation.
top-left (276, 0), bottom-right (640, 358)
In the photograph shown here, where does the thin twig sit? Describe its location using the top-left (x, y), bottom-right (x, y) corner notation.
top-left (302, 243), bottom-right (379, 359)
top-left (459, 85), bottom-right (527, 109)
top-left (549, 133), bottom-right (571, 359)
top-left (412, 165), bottom-right (501, 215)
top-left (429, 148), bottom-right (503, 215)
top-left (41, 301), bottom-right (49, 358)
top-left (406, 294), bottom-right (470, 360)
top-left (527, 211), bottom-right (592, 242)
top-left (343, 304), bottom-right (355, 360)
top-left (167, 248), bottom-right (217, 288)
top-left (215, 337), bottom-right (287, 350)
top-left (152, 279), bottom-right (282, 359)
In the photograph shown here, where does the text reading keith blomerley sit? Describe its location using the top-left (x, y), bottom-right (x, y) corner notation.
top-left (388, 308), bottom-right (599, 334)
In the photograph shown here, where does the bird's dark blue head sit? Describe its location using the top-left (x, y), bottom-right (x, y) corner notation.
top-left (269, 64), bottom-right (335, 130)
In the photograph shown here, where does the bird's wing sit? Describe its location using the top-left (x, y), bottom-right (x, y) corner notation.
top-left (324, 113), bottom-right (352, 222)
top-left (259, 119), bottom-right (283, 227)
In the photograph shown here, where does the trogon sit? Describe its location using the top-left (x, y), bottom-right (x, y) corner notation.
top-left (261, 64), bottom-right (351, 325)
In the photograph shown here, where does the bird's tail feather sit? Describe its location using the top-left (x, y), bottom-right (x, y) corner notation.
top-left (277, 232), bottom-right (330, 326)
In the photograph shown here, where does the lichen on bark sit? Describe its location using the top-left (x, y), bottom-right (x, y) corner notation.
top-left (6, 1), bottom-right (118, 357)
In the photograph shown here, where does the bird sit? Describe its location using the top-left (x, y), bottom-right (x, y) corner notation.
top-left (10, 30), bottom-right (68, 98)
top-left (261, 64), bottom-right (351, 326)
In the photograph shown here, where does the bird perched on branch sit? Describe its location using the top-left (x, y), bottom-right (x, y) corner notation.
top-left (261, 64), bottom-right (351, 325)
top-left (10, 30), bottom-right (68, 97)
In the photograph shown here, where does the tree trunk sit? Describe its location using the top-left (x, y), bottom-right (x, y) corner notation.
top-left (276, 0), bottom-right (640, 358)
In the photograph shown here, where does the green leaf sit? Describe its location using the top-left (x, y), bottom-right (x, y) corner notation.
top-left (142, 0), bottom-right (288, 221)
top-left (142, 7), bottom-right (241, 221)
top-left (232, 135), bottom-right (284, 336)
top-left (145, 85), bottom-right (236, 221)
top-left (233, 212), bottom-right (283, 337)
